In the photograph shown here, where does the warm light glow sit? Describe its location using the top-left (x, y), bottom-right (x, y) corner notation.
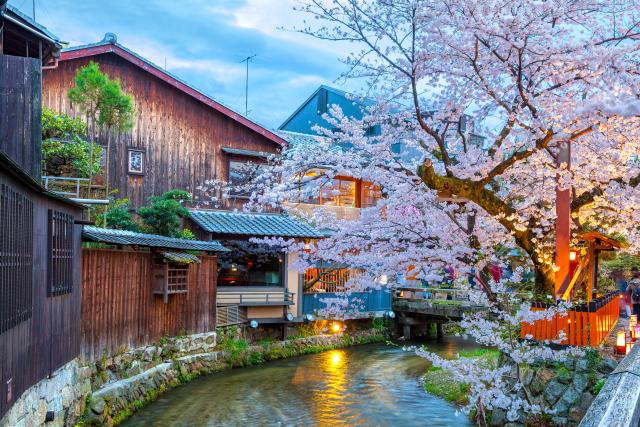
top-left (331, 322), bottom-right (343, 333)
top-left (331, 352), bottom-right (342, 365)
top-left (630, 315), bottom-right (637, 327)
top-left (627, 342), bottom-right (632, 354)
top-left (231, 263), bottom-right (237, 272)
top-left (569, 250), bottom-right (578, 261)
top-left (617, 330), bottom-right (627, 347)
top-left (616, 329), bottom-right (628, 355)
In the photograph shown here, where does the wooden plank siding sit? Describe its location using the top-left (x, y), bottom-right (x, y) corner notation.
top-left (80, 249), bottom-right (217, 361)
top-left (0, 171), bottom-right (82, 418)
top-left (42, 54), bottom-right (281, 208)
top-left (0, 55), bottom-right (42, 180)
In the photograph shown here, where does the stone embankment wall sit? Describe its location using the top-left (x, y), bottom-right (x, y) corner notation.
top-left (0, 332), bottom-right (219, 427)
top-left (490, 354), bottom-right (618, 427)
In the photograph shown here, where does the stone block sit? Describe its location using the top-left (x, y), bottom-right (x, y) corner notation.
top-left (543, 380), bottom-right (566, 405)
top-left (537, 367), bottom-right (555, 383)
top-left (575, 359), bottom-right (588, 372)
top-left (578, 391), bottom-right (594, 411)
top-left (490, 409), bottom-right (506, 426)
top-left (568, 406), bottom-right (586, 424)
top-left (90, 396), bottom-right (106, 415)
top-left (598, 357), bottom-right (617, 374)
top-left (572, 373), bottom-right (589, 393)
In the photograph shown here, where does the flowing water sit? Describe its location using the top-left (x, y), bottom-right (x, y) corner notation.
top-left (122, 337), bottom-right (478, 427)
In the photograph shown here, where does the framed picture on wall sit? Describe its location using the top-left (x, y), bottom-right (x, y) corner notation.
top-left (127, 149), bottom-right (144, 175)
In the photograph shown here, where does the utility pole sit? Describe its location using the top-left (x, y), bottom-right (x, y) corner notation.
top-left (240, 54), bottom-right (256, 116)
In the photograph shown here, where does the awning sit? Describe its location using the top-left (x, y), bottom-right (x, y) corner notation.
top-left (162, 252), bottom-right (201, 264)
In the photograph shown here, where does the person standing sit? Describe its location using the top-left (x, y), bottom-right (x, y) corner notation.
top-left (628, 267), bottom-right (640, 317)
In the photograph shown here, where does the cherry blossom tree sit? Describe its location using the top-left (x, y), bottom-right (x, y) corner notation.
top-left (243, 0), bottom-right (640, 422)
top-left (253, 0), bottom-right (640, 294)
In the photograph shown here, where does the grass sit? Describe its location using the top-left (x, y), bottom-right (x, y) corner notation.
top-left (422, 348), bottom-right (500, 405)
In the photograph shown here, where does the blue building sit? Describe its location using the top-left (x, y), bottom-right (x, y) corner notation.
top-left (278, 85), bottom-right (393, 319)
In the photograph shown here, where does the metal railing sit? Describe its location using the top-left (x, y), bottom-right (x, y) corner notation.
top-left (217, 288), bottom-right (295, 306)
top-left (42, 176), bottom-right (89, 197)
top-left (216, 305), bottom-right (247, 327)
top-left (394, 286), bottom-right (484, 305)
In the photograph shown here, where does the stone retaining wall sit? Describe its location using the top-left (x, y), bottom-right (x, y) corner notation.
top-left (0, 360), bottom-right (92, 427)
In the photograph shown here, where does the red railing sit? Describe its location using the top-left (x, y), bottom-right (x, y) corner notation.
top-left (521, 291), bottom-right (620, 347)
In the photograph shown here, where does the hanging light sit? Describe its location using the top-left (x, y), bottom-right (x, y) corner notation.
top-left (305, 313), bottom-right (315, 322)
top-left (231, 263), bottom-right (238, 272)
top-left (286, 313), bottom-right (294, 322)
top-left (386, 310), bottom-right (396, 319)
top-left (250, 320), bottom-right (259, 329)
top-left (615, 329), bottom-right (627, 355)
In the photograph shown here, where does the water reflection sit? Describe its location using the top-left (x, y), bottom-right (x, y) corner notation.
top-left (123, 339), bottom-right (478, 427)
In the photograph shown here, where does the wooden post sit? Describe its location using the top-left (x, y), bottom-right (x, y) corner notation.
top-left (555, 141), bottom-right (571, 299)
top-left (587, 241), bottom-right (596, 302)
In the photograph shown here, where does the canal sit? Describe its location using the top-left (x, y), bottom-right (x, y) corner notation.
top-left (123, 337), bottom-right (478, 426)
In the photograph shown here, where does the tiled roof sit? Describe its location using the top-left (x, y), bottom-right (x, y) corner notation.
top-left (189, 211), bottom-right (325, 238)
top-left (82, 226), bottom-right (228, 251)
top-left (162, 252), bottom-right (201, 264)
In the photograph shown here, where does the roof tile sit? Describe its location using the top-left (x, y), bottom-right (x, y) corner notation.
top-left (82, 226), bottom-right (228, 251)
top-left (190, 211), bottom-right (324, 238)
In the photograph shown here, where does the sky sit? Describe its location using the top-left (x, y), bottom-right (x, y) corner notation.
top-left (8, 0), bottom-right (359, 129)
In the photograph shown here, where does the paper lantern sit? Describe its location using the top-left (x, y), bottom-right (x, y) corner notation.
top-left (616, 329), bottom-right (627, 355)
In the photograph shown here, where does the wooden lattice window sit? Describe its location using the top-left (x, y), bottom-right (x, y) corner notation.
top-left (47, 210), bottom-right (74, 296)
top-left (167, 263), bottom-right (189, 293)
top-left (0, 183), bottom-right (33, 334)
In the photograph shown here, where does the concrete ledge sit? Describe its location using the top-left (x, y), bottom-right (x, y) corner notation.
top-left (579, 344), bottom-right (640, 427)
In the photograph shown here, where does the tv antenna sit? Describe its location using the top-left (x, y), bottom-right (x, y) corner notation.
top-left (240, 54), bottom-right (256, 116)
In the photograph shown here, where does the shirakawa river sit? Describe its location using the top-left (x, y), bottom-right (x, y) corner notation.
top-left (123, 338), bottom-right (478, 427)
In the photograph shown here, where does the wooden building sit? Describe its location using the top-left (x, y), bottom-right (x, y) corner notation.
top-left (80, 227), bottom-right (226, 360)
top-left (42, 33), bottom-right (285, 208)
top-left (0, 3), bottom-right (84, 418)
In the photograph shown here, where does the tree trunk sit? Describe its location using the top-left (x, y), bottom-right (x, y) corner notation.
top-left (417, 160), bottom-right (556, 296)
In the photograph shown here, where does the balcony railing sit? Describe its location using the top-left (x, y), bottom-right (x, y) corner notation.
top-left (42, 176), bottom-right (108, 202)
top-left (217, 287), bottom-right (294, 306)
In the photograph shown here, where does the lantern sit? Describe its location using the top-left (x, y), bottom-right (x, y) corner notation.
top-left (569, 250), bottom-right (578, 262)
top-left (630, 315), bottom-right (637, 328)
top-left (615, 329), bottom-right (627, 355)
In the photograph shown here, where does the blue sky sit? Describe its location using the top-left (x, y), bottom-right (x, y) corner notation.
top-left (9, 0), bottom-right (358, 129)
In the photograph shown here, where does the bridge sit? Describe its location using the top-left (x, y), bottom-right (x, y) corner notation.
top-left (392, 287), bottom-right (487, 339)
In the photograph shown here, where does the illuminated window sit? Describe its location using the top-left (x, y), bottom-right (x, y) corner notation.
top-left (361, 182), bottom-right (382, 208)
top-left (301, 172), bottom-right (357, 207)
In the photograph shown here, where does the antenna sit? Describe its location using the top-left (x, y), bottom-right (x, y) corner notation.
top-left (32, 0), bottom-right (35, 20)
top-left (240, 54), bottom-right (256, 116)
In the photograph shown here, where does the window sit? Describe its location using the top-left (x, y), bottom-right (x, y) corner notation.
top-left (300, 172), bottom-right (357, 207)
top-left (218, 240), bottom-right (283, 287)
top-left (48, 210), bottom-right (74, 296)
top-left (167, 263), bottom-right (189, 293)
top-left (228, 160), bottom-right (268, 198)
top-left (361, 182), bottom-right (382, 208)
top-left (0, 183), bottom-right (33, 333)
top-left (127, 149), bottom-right (144, 174)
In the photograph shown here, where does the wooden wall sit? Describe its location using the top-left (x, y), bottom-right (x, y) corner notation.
top-left (81, 249), bottom-right (217, 361)
top-left (0, 55), bottom-right (42, 179)
top-left (0, 171), bottom-right (82, 418)
top-left (42, 54), bottom-right (281, 208)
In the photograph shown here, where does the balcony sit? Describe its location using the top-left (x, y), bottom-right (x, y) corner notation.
top-left (42, 176), bottom-right (109, 204)
top-left (302, 289), bottom-right (392, 317)
top-left (284, 202), bottom-right (361, 221)
top-left (217, 287), bottom-right (294, 306)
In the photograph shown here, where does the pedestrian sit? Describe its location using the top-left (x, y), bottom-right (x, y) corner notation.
top-left (627, 267), bottom-right (640, 317)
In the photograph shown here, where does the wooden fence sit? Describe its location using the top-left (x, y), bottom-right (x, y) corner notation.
top-left (81, 249), bottom-right (217, 361)
top-left (521, 291), bottom-right (620, 347)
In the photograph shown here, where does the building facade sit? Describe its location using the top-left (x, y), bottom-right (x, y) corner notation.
top-left (0, 4), bottom-right (84, 419)
top-left (42, 33), bottom-right (285, 209)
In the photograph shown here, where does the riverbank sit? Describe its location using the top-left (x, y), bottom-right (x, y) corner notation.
top-left (79, 328), bottom-right (387, 426)
top-left (421, 346), bottom-right (618, 426)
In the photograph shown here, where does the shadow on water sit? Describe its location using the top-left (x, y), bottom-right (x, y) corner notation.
top-left (122, 337), bottom-right (479, 427)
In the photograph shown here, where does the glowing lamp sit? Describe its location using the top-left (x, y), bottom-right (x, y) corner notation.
top-left (615, 329), bottom-right (627, 355)
top-left (286, 313), bottom-right (294, 322)
top-left (386, 310), bottom-right (396, 319)
top-left (250, 320), bottom-right (259, 329)
top-left (630, 315), bottom-right (638, 328)
top-left (331, 322), bottom-right (343, 333)
top-left (569, 250), bottom-right (578, 262)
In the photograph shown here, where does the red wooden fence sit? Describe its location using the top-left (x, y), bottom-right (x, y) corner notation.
top-left (521, 292), bottom-right (619, 347)
top-left (81, 248), bottom-right (217, 361)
